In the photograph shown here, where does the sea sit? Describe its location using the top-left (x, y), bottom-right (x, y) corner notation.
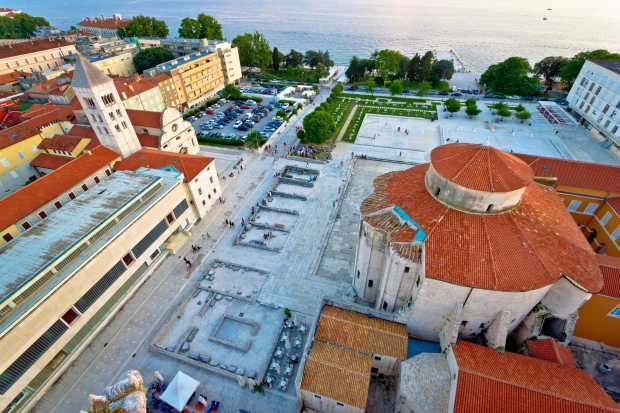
top-left (10, 0), bottom-right (620, 73)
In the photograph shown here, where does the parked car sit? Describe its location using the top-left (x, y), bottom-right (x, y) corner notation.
top-left (211, 103), bottom-right (221, 108)
top-left (451, 92), bottom-right (462, 97)
top-left (537, 97), bottom-right (550, 101)
top-left (260, 132), bottom-right (271, 138)
top-left (484, 94), bottom-right (496, 99)
top-left (402, 89), bottom-right (410, 94)
top-left (428, 90), bottom-right (438, 95)
top-left (245, 120), bottom-right (255, 126)
top-left (237, 124), bottom-right (249, 131)
top-left (186, 116), bottom-right (196, 122)
top-left (205, 108), bottom-right (216, 115)
top-left (438, 91), bottom-right (450, 96)
top-left (520, 96), bottom-right (534, 101)
top-left (508, 95), bottom-right (520, 100)
top-left (240, 104), bottom-right (252, 109)
top-left (495, 95), bottom-right (507, 99)
top-left (472, 89), bottom-right (479, 95)
top-left (263, 126), bottom-right (276, 132)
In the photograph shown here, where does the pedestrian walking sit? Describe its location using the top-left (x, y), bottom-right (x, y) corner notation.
top-left (225, 219), bottom-right (229, 225)
top-left (207, 232), bottom-right (211, 238)
top-left (399, 152), bottom-right (402, 157)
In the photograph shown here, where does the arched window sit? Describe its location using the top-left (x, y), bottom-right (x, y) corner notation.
top-left (487, 204), bottom-right (494, 212)
top-left (434, 187), bottom-right (441, 196)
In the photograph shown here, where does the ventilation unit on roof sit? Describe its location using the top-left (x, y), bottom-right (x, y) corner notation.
top-left (11, 134), bottom-right (18, 139)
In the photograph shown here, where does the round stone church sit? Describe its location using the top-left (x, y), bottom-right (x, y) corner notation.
top-left (355, 143), bottom-right (603, 347)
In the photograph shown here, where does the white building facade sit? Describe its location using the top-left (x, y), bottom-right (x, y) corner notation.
top-left (567, 60), bottom-right (620, 145)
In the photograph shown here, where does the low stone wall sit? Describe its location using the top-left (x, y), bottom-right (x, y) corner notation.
top-left (286, 165), bottom-right (321, 176)
top-left (278, 177), bottom-right (314, 188)
top-left (259, 205), bottom-right (300, 215)
top-left (149, 344), bottom-right (240, 380)
top-left (271, 191), bottom-right (307, 201)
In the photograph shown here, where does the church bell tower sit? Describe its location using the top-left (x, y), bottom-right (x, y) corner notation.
top-left (71, 55), bottom-right (142, 158)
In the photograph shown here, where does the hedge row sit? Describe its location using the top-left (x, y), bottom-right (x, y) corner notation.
top-left (197, 137), bottom-right (243, 146)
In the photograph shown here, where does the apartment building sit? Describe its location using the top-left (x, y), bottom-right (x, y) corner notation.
top-left (143, 51), bottom-right (225, 109)
top-left (77, 14), bottom-right (132, 38)
top-left (0, 39), bottom-right (77, 76)
top-left (150, 72), bottom-right (186, 112)
top-left (567, 60), bottom-right (620, 145)
top-left (89, 51), bottom-right (136, 78)
top-left (114, 76), bottom-right (165, 112)
top-left (0, 168), bottom-right (200, 412)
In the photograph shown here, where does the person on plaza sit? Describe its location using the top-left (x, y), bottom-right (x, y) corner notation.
top-left (206, 232), bottom-right (211, 238)
top-left (225, 219), bottom-right (229, 225)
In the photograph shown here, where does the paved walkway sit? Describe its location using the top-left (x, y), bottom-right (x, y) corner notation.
top-left (337, 104), bottom-right (358, 141)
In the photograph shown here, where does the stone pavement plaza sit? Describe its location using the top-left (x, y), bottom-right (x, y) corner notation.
top-left (356, 115), bottom-right (440, 152)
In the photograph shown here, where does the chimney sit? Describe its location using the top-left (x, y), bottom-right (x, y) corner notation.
top-left (128, 85), bottom-right (134, 92)
top-left (83, 149), bottom-right (92, 156)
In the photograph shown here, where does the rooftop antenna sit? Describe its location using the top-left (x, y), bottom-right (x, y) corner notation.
top-left (485, 137), bottom-right (490, 146)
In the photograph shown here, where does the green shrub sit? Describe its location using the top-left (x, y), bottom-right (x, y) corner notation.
top-left (250, 96), bottom-right (263, 103)
top-left (314, 106), bottom-right (324, 112)
top-left (297, 103), bottom-right (303, 109)
top-left (292, 108), bottom-right (298, 115)
top-left (297, 129), bottom-right (305, 139)
top-left (197, 137), bottom-right (243, 146)
top-left (329, 93), bottom-right (336, 100)
top-left (326, 97), bottom-right (333, 105)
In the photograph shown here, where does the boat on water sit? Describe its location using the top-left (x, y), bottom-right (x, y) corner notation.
top-left (543, 17), bottom-right (548, 20)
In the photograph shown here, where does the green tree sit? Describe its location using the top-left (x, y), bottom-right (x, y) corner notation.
top-left (302, 111), bottom-right (335, 144)
top-left (560, 50), bottom-right (620, 84)
top-left (418, 82), bottom-right (431, 96)
top-left (276, 110), bottom-right (287, 118)
top-left (516, 110), bottom-right (532, 122)
top-left (196, 14), bottom-right (223, 39)
top-left (365, 85), bottom-right (375, 96)
top-left (399, 57), bottom-right (410, 80)
top-left (132, 47), bottom-right (174, 74)
top-left (430, 72), bottom-right (441, 88)
top-left (359, 59), bottom-right (375, 77)
top-left (316, 62), bottom-right (329, 79)
top-left (497, 106), bottom-right (512, 119)
top-left (408, 53), bottom-right (422, 83)
top-left (514, 104), bottom-right (526, 113)
top-left (69, 25), bottom-right (77, 31)
top-left (465, 104), bottom-right (482, 118)
top-left (533, 56), bottom-right (568, 83)
top-left (388, 79), bottom-right (403, 97)
top-left (420, 51), bottom-right (434, 81)
top-left (480, 57), bottom-right (532, 94)
top-left (432, 59), bottom-right (455, 80)
top-left (222, 84), bottom-right (242, 99)
top-left (304, 50), bottom-right (320, 69)
top-left (346, 56), bottom-right (364, 83)
top-left (465, 97), bottom-right (477, 107)
top-left (232, 33), bottom-right (253, 66)
top-left (375, 49), bottom-right (405, 80)
top-left (178, 17), bottom-right (201, 38)
top-left (117, 15), bottom-right (168, 38)
top-left (297, 129), bottom-right (305, 140)
top-left (312, 83), bottom-right (319, 92)
top-left (332, 84), bottom-right (343, 95)
top-left (244, 130), bottom-right (266, 149)
top-left (0, 13), bottom-right (49, 39)
top-left (252, 31), bottom-right (271, 70)
top-left (285, 49), bottom-right (303, 67)
top-left (444, 97), bottom-right (461, 117)
top-left (374, 77), bottom-right (384, 86)
top-left (272, 47), bottom-right (281, 71)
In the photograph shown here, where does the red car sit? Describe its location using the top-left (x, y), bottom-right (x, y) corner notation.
top-left (240, 104), bottom-right (252, 109)
top-left (205, 109), bottom-right (215, 114)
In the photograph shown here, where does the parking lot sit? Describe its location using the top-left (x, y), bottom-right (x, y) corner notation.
top-left (188, 85), bottom-right (307, 144)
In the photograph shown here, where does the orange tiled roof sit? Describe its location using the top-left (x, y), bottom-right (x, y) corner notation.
top-left (596, 254), bottom-right (620, 299)
top-left (526, 338), bottom-right (576, 367)
top-left (515, 153), bottom-right (620, 193)
top-left (300, 341), bottom-right (371, 409)
top-left (0, 39), bottom-right (74, 60)
top-left (365, 213), bottom-right (417, 242)
top-left (431, 143), bottom-right (534, 192)
top-left (126, 109), bottom-right (161, 128)
top-left (64, 29), bottom-right (93, 36)
top-left (150, 73), bottom-right (172, 84)
top-left (0, 118), bottom-right (42, 150)
top-left (113, 148), bottom-right (214, 181)
top-left (30, 153), bottom-right (74, 170)
top-left (360, 163), bottom-right (603, 292)
top-left (315, 305), bottom-right (408, 359)
top-left (605, 197), bottom-right (620, 215)
top-left (452, 340), bottom-right (620, 413)
top-left (137, 133), bottom-right (159, 148)
top-left (37, 134), bottom-right (85, 151)
top-left (114, 77), bottom-right (158, 100)
top-left (0, 71), bottom-right (22, 85)
top-left (21, 106), bottom-right (76, 124)
top-left (0, 146), bottom-right (119, 230)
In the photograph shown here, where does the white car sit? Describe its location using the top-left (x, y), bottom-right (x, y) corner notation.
top-left (245, 100), bottom-right (255, 106)
top-left (280, 103), bottom-right (289, 109)
top-left (211, 103), bottom-right (221, 108)
top-left (233, 120), bottom-right (243, 128)
top-left (508, 95), bottom-right (520, 100)
top-left (245, 120), bottom-right (255, 126)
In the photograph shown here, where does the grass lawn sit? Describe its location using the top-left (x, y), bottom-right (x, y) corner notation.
top-left (17, 101), bottom-right (33, 111)
top-left (341, 105), bottom-right (436, 143)
top-left (264, 69), bottom-right (320, 83)
top-left (340, 93), bottom-right (431, 104)
top-left (331, 100), bottom-right (355, 140)
top-left (350, 79), bottom-right (451, 92)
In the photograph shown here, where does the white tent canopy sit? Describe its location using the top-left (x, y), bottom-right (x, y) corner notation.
top-left (159, 371), bottom-right (200, 411)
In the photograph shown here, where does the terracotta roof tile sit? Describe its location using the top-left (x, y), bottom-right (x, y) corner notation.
top-left (453, 341), bottom-right (619, 413)
top-left (126, 109), bottom-right (161, 128)
top-left (29, 153), bottom-right (74, 170)
top-left (362, 163), bottom-right (603, 292)
top-left (137, 133), bottom-right (159, 148)
top-left (0, 39), bottom-right (74, 60)
top-left (365, 213), bottom-right (417, 242)
top-left (596, 254), bottom-right (620, 299)
top-left (114, 77), bottom-right (158, 100)
top-left (150, 73), bottom-right (172, 84)
top-left (37, 135), bottom-right (85, 151)
top-left (300, 341), bottom-right (371, 409)
top-left (315, 306), bottom-right (408, 359)
top-left (515, 153), bottom-right (620, 193)
top-left (0, 146), bottom-right (119, 230)
top-left (392, 243), bottom-right (423, 263)
top-left (526, 338), bottom-right (576, 367)
top-left (431, 143), bottom-right (534, 192)
top-left (114, 148), bottom-right (214, 181)
top-left (0, 72), bottom-right (22, 85)
top-left (0, 118), bottom-right (42, 150)
top-left (606, 197), bottom-right (620, 215)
